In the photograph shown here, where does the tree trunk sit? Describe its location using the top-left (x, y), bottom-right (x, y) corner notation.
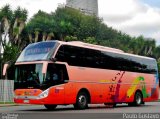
top-left (46, 33), bottom-right (54, 41)
top-left (42, 32), bottom-right (47, 41)
top-left (29, 34), bottom-right (33, 43)
top-left (34, 31), bottom-right (39, 43)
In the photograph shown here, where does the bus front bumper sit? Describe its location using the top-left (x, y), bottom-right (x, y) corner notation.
top-left (14, 97), bottom-right (47, 105)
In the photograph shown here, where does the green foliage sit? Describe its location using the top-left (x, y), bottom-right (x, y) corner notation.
top-left (77, 15), bottom-right (100, 40)
top-left (26, 10), bottom-right (55, 34)
top-left (65, 35), bottom-right (78, 42)
top-left (84, 37), bottom-right (97, 44)
top-left (13, 6), bottom-right (28, 21)
top-left (0, 5), bottom-right (28, 46)
top-left (0, 4), bottom-right (13, 20)
top-left (3, 44), bottom-right (20, 63)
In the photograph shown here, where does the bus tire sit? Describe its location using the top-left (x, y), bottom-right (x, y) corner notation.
top-left (44, 104), bottom-right (57, 110)
top-left (129, 91), bottom-right (143, 106)
top-left (74, 92), bottom-right (88, 110)
top-left (134, 91), bottom-right (143, 106)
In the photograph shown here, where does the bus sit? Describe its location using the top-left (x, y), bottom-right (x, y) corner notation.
top-left (5, 40), bottom-right (159, 110)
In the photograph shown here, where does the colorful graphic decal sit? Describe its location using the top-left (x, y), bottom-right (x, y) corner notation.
top-left (107, 72), bottom-right (151, 102)
top-left (141, 81), bottom-right (149, 98)
top-left (127, 76), bottom-right (144, 98)
top-left (107, 71), bottom-right (125, 102)
top-left (127, 76), bottom-right (150, 98)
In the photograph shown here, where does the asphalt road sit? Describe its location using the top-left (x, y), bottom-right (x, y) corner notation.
top-left (0, 102), bottom-right (159, 119)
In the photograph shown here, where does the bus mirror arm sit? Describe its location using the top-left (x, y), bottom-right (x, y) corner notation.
top-left (50, 58), bottom-right (57, 62)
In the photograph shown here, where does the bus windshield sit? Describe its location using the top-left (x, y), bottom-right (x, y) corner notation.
top-left (14, 63), bottom-right (68, 90)
top-left (15, 64), bottom-right (43, 89)
top-left (17, 41), bottom-right (57, 62)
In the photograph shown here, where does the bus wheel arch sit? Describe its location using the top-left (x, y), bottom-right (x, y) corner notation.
top-left (74, 88), bottom-right (91, 109)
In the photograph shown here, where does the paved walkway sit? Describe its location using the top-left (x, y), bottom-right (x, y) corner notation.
top-left (0, 103), bottom-right (16, 107)
top-left (0, 104), bottom-right (32, 107)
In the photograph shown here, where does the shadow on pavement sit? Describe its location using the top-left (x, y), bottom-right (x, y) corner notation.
top-left (17, 104), bottom-right (151, 112)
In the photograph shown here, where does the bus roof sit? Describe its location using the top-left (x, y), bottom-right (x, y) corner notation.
top-left (57, 40), bottom-right (124, 53)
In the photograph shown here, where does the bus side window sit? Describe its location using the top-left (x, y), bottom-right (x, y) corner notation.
top-left (46, 64), bottom-right (69, 85)
top-left (55, 45), bottom-right (65, 62)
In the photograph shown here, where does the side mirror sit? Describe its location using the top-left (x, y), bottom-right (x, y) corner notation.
top-left (3, 63), bottom-right (9, 76)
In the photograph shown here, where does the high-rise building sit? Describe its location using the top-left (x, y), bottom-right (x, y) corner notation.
top-left (66, 0), bottom-right (98, 16)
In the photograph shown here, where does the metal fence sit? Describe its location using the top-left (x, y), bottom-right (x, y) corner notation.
top-left (0, 80), bottom-right (14, 103)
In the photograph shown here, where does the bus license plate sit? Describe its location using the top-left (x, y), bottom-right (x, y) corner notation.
top-left (24, 100), bottom-right (29, 103)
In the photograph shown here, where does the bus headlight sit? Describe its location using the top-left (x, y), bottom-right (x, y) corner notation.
top-left (37, 89), bottom-right (49, 99)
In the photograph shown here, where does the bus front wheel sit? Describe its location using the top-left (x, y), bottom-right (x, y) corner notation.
top-left (74, 92), bottom-right (88, 110)
top-left (44, 104), bottom-right (57, 110)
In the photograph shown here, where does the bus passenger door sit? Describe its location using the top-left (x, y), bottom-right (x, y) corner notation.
top-left (46, 63), bottom-right (68, 104)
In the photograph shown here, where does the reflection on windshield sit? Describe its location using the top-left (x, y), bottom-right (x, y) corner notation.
top-left (15, 64), bottom-right (43, 89)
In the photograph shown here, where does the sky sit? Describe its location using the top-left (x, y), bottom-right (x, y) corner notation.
top-left (0, 0), bottom-right (160, 45)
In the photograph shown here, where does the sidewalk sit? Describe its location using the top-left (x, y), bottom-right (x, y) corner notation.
top-left (0, 103), bottom-right (17, 107)
top-left (0, 103), bottom-right (33, 107)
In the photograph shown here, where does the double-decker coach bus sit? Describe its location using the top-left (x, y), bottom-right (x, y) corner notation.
top-left (8, 40), bottom-right (159, 110)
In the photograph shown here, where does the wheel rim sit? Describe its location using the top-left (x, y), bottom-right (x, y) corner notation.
top-left (78, 95), bottom-right (87, 107)
top-left (136, 93), bottom-right (142, 105)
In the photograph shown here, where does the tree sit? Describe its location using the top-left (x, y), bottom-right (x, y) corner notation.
top-left (0, 5), bottom-right (28, 78)
top-left (26, 10), bottom-right (55, 43)
top-left (83, 37), bottom-right (97, 44)
top-left (64, 35), bottom-right (78, 42)
top-left (12, 7), bottom-right (28, 47)
top-left (0, 5), bottom-right (13, 53)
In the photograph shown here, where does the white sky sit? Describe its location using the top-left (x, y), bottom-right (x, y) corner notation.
top-left (0, 0), bottom-right (160, 45)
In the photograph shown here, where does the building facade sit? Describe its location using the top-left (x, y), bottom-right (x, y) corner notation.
top-left (66, 0), bottom-right (98, 16)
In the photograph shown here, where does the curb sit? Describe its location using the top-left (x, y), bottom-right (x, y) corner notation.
top-left (0, 104), bottom-right (17, 107)
top-left (0, 104), bottom-right (33, 107)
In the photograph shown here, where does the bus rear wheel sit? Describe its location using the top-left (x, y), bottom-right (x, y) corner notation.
top-left (128, 91), bottom-right (143, 106)
top-left (134, 91), bottom-right (143, 106)
top-left (74, 92), bottom-right (88, 110)
top-left (44, 104), bottom-right (57, 110)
